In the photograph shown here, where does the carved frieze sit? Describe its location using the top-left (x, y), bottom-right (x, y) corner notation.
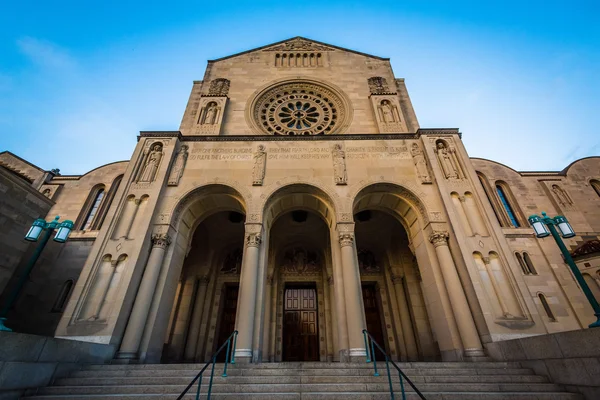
top-left (282, 248), bottom-right (320, 274)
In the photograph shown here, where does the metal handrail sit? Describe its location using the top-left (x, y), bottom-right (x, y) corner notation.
top-left (176, 330), bottom-right (238, 400)
top-left (362, 329), bottom-right (427, 400)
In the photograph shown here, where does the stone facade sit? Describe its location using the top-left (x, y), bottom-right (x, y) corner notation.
top-left (2, 38), bottom-right (599, 365)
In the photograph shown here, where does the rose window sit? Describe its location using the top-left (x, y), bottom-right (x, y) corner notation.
top-left (250, 82), bottom-right (349, 135)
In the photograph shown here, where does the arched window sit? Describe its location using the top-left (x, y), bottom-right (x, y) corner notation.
top-left (591, 180), bottom-right (600, 198)
top-left (538, 293), bottom-right (556, 322)
top-left (496, 183), bottom-right (520, 227)
top-left (95, 175), bottom-right (123, 230)
top-left (79, 186), bottom-right (106, 230)
top-left (476, 172), bottom-right (505, 227)
top-left (523, 253), bottom-right (537, 275)
top-left (515, 253), bottom-right (528, 274)
top-left (52, 279), bottom-right (74, 312)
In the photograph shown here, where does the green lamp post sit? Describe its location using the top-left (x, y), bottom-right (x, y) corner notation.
top-left (528, 212), bottom-right (600, 328)
top-left (0, 216), bottom-right (74, 332)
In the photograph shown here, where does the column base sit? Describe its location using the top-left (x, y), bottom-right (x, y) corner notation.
top-left (338, 349), bottom-right (349, 363)
top-left (464, 348), bottom-right (486, 357)
top-left (113, 352), bottom-right (141, 363)
top-left (234, 349), bottom-right (252, 364)
top-left (348, 348), bottom-right (367, 363)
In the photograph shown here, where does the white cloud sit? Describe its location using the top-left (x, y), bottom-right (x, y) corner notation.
top-left (16, 36), bottom-right (76, 70)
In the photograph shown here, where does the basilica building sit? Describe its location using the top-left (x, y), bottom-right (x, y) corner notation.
top-left (2, 37), bottom-right (600, 365)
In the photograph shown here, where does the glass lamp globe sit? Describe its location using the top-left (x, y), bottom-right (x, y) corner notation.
top-left (554, 216), bottom-right (575, 238)
top-left (54, 220), bottom-right (74, 243)
top-left (528, 215), bottom-right (550, 238)
top-left (25, 219), bottom-right (46, 241)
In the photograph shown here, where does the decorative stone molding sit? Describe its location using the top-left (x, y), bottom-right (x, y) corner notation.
top-left (338, 233), bottom-right (355, 247)
top-left (429, 231), bottom-right (449, 247)
top-left (245, 233), bottom-right (262, 248)
top-left (151, 233), bottom-right (171, 248)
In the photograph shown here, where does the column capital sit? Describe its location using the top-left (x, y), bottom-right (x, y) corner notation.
top-left (458, 195), bottom-right (466, 203)
top-left (245, 232), bottom-right (262, 248)
top-left (151, 233), bottom-right (171, 249)
top-left (429, 231), bottom-right (449, 247)
top-left (482, 257), bottom-right (491, 265)
top-left (338, 233), bottom-right (355, 247)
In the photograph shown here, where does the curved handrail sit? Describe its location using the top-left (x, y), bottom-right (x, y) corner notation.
top-left (176, 330), bottom-right (238, 400)
top-left (363, 329), bottom-right (427, 400)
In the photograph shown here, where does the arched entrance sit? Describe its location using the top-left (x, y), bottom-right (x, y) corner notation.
top-left (159, 185), bottom-right (247, 363)
top-left (261, 184), bottom-right (341, 362)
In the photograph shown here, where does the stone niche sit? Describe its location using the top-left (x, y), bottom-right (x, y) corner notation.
top-left (191, 96), bottom-right (228, 135)
top-left (369, 94), bottom-right (408, 133)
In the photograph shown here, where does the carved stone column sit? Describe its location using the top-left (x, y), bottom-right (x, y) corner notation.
top-left (234, 228), bottom-right (262, 362)
top-left (391, 272), bottom-right (418, 360)
top-left (429, 232), bottom-right (484, 357)
top-left (184, 275), bottom-right (210, 361)
top-left (338, 230), bottom-right (367, 360)
top-left (118, 233), bottom-right (171, 359)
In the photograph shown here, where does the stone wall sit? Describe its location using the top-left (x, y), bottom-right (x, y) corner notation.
top-left (0, 331), bottom-right (115, 399)
top-left (0, 166), bottom-right (53, 297)
top-left (486, 328), bottom-right (600, 400)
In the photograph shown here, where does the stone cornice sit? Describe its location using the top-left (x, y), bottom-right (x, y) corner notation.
top-left (138, 129), bottom-right (462, 142)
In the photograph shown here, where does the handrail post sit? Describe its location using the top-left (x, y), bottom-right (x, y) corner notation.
top-left (222, 338), bottom-right (232, 377)
top-left (385, 355), bottom-right (395, 400)
top-left (371, 336), bottom-right (379, 376)
top-left (230, 331), bottom-right (238, 364)
top-left (195, 372), bottom-right (202, 400)
top-left (363, 330), bottom-right (371, 363)
top-left (207, 357), bottom-right (217, 399)
top-left (398, 370), bottom-right (406, 400)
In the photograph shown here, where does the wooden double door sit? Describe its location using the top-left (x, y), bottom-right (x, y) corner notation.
top-left (362, 284), bottom-right (387, 361)
top-left (215, 285), bottom-right (238, 362)
top-left (283, 285), bottom-right (319, 361)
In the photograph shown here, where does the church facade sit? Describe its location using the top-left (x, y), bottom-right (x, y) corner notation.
top-left (5, 37), bottom-right (600, 365)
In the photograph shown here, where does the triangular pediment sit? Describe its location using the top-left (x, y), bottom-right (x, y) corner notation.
top-left (210, 36), bottom-right (387, 62)
top-left (262, 37), bottom-right (336, 52)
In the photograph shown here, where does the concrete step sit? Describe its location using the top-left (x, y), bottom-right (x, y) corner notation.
top-left (55, 374), bottom-right (549, 386)
top-left (69, 367), bottom-right (538, 378)
top-left (24, 392), bottom-right (582, 400)
top-left (37, 382), bottom-right (566, 396)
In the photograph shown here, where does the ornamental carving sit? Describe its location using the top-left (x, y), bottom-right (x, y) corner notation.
top-left (151, 233), bottom-right (171, 248)
top-left (138, 143), bottom-right (163, 183)
top-left (410, 143), bottom-right (432, 184)
top-left (246, 233), bottom-right (262, 247)
top-left (339, 233), bottom-right (355, 247)
top-left (252, 145), bottom-right (267, 186)
top-left (367, 77), bottom-right (390, 94)
top-left (168, 145), bottom-right (188, 186)
top-left (251, 81), bottom-right (349, 135)
top-left (551, 184), bottom-right (574, 208)
top-left (429, 231), bottom-right (449, 247)
top-left (221, 248), bottom-right (242, 274)
top-left (358, 249), bottom-right (380, 273)
top-left (208, 78), bottom-right (230, 97)
top-left (264, 38), bottom-right (334, 52)
top-left (332, 144), bottom-right (347, 185)
top-left (282, 248), bottom-right (320, 274)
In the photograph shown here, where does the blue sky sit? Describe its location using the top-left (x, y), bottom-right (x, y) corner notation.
top-left (1, 1), bottom-right (598, 174)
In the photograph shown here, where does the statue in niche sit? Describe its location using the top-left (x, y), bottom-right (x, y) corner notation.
top-left (252, 145), bottom-right (267, 186)
top-left (411, 143), bottom-right (432, 184)
top-left (168, 145), bottom-right (188, 186)
top-left (552, 184), bottom-right (573, 207)
top-left (138, 143), bottom-right (163, 182)
top-left (202, 103), bottom-right (219, 125)
top-left (435, 141), bottom-right (461, 180)
top-left (283, 248), bottom-right (319, 274)
top-left (221, 248), bottom-right (243, 274)
top-left (380, 100), bottom-right (396, 123)
top-left (358, 250), bottom-right (380, 273)
top-left (42, 188), bottom-right (51, 198)
top-left (332, 144), bottom-right (347, 185)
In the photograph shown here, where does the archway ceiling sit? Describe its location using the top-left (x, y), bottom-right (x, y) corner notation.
top-left (354, 192), bottom-right (418, 232)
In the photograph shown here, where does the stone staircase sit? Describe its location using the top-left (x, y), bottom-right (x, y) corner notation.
top-left (22, 361), bottom-right (582, 399)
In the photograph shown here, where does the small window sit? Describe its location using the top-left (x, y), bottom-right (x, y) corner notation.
top-left (82, 188), bottom-right (105, 230)
top-left (538, 293), bottom-right (556, 322)
top-left (496, 185), bottom-right (520, 227)
top-left (515, 253), bottom-right (528, 274)
top-left (52, 280), bottom-right (74, 312)
top-left (523, 253), bottom-right (537, 275)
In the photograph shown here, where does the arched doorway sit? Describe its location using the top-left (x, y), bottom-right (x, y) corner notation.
top-left (353, 183), bottom-right (439, 361)
top-left (159, 185), bottom-right (247, 363)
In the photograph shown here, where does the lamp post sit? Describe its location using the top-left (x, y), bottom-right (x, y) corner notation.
top-left (0, 216), bottom-right (74, 332)
top-left (528, 212), bottom-right (600, 328)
